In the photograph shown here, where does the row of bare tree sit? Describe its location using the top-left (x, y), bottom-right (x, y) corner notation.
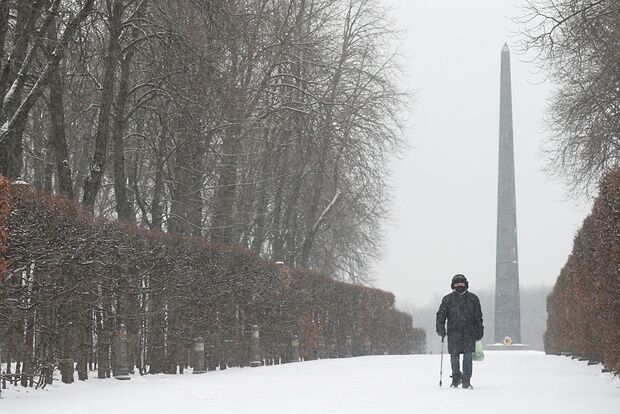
top-left (0, 182), bottom-right (422, 389)
top-left (0, 0), bottom-right (406, 282)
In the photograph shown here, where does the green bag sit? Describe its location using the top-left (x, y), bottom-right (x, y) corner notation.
top-left (473, 340), bottom-right (485, 361)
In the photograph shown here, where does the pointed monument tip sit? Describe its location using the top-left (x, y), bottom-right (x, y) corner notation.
top-left (502, 42), bottom-right (510, 52)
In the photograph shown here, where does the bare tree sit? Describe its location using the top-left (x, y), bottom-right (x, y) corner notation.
top-left (8, 0), bottom-right (407, 284)
top-left (82, 0), bottom-right (124, 211)
top-left (517, 0), bottom-right (620, 194)
top-left (0, 0), bottom-right (95, 179)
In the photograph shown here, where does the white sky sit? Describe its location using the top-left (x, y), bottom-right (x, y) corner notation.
top-left (375, 0), bottom-right (592, 308)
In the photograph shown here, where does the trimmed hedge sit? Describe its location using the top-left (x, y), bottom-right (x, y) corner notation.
top-left (0, 176), bottom-right (7, 283)
top-left (0, 181), bottom-right (423, 385)
top-left (545, 168), bottom-right (620, 373)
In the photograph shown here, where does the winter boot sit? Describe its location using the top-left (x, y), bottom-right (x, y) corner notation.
top-left (450, 373), bottom-right (462, 388)
top-left (461, 377), bottom-right (472, 389)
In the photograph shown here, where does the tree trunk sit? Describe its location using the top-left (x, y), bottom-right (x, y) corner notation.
top-left (47, 21), bottom-right (74, 198)
top-left (168, 123), bottom-right (204, 236)
top-left (298, 168), bottom-right (325, 267)
top-left (0, 1), bottom-right (10, 72)
top-left (82, 0), bottom-right (123, 212)
top-left (30, 106), bottom-right (46, 191)
top-left (210, 125), bottom-right (242, 244)
top-left (113, 49), bottom-right (135, 221)
top-left (0, 1), bottom-right (32, 179)
top-left (280, 166), bottom-right (304, 263)
top-left (249, 127), bottom-right (275, 254)
top-left (77, 307), bottom-right (90, 381)
top-left (113, 0), bottom-right (147, 221)
top-left (150, 131), bottom-right (166, 230)
top-left (270, 144), bottom-right (289, 261)
top-left (0, 0), bottom-right (95, 178)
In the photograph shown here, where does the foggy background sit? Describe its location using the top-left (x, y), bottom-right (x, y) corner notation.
top-left (374, 0), bottom-right (592, 349)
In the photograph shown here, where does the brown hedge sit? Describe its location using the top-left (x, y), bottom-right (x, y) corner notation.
top-left (0, 176), bottom-right (8, 283)
top-left (0, 184), bottom-right (424, 384)
top-left (544, 168), bottom-right (620, 373)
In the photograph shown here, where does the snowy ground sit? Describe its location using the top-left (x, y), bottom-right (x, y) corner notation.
top-left (1, 351), bottom-right (618, 413)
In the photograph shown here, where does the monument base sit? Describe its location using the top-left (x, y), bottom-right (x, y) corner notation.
top-left (114, 375), bottom-right (131, 380)
top-left (485, 343), bottom-right (531, 351)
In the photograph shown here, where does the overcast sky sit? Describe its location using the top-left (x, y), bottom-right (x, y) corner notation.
top-left (374, 0), bottom-right (592, 308)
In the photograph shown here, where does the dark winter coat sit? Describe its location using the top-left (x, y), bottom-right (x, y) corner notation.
top-left (436, 291), bottom-right (484, 354)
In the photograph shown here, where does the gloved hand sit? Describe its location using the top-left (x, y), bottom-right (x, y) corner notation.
top-left (437, 329), bottom-right (446, 339)
top-left (475, 325), bottom-right (484, 341)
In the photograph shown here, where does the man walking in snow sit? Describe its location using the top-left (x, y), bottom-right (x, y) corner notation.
top-left (436, 274), bottom-right (484, 389)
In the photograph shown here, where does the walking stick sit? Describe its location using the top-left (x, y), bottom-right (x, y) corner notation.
top-left (439, 336), bottom-right (445, 387)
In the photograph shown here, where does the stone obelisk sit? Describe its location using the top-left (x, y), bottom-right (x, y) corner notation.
top-left (494, 43), bottom-right (521, 344)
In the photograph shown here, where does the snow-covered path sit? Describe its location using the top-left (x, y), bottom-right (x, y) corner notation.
top-left (2, 351), bottom-right (618, 413)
